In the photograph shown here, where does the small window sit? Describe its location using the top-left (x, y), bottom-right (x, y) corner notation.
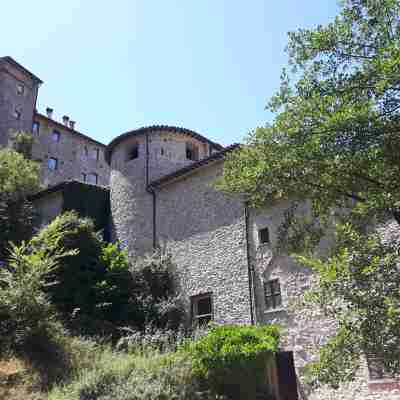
top-left (16, 83), bottom-right (24, 95)
top-left (367, 354), bottom-right (395, 381)
top-left (160, 147), bottom-right (164, 156)
top-left (48, 157), bottom-right (58, 170)
top-left (127, 143), bottom-right (139, 161)
top-left (186, 142), bottom-right (199, 161)
top-left (259, 227), bottom-right (270, 245)
top-left (87, 173), bottom-right (98, 185)
top-left (52, 130), bottom-right (60, 142)
top-left (32, 121), bottom-right (40, 134)
top-left (90, 148), bottom-right (99, 161)
top-left (191, 293), bottom-right (213, 327)
top-left (13, 108), bottom-right (21, 120)
top-left (264, 279), bottom-right (282, 311)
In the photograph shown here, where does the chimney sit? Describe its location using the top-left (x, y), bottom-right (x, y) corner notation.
top-left (69, 120), bottom-right (76, 130)
top-left (46, 107), bottom-right (53, 119)
top-left (62, 115), bottom-right (69, 126)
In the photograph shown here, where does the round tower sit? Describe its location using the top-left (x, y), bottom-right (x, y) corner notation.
top-left (105, 125), bottom-right (222, 256)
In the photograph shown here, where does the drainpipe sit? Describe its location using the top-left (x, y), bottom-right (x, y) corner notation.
top-left (244, 201), bottom-right (256, 325)
top-left (145, 133), bottom-right (157, 249)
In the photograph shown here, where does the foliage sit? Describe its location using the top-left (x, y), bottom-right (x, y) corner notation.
top-left (9, 131), bottom-right (34, 159)
top-left (30, 212), bottom-right (108, 320)
top-left (0, 147), bottom-right (40, 259)
top-left (129, 251), bottom-right (184, 331)
top-left (0, 242), bottom-right (76, 387)
top-left (185, 324), bottom-right (280, 400)
top-left (26, 213), bottom-right (183, 334)
top-left (300, 221), bottom-right (400, 386)
top-left (218, 0), bottom-right (400, 385)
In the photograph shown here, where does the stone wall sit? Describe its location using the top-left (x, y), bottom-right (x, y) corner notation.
top-left (0, 58), bottom-right (39, 147)
top-left (155, 161), bottom-right (252, 325)
top-left (31, 114), bottom-right (109, 187)
top-left (249, 202), bottom-right (400, 400)
top-left (109, 129), bottom-right (213, 256)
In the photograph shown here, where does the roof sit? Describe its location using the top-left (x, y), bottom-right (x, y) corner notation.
top-left (35, 113), bottom-right (106, 148)
top-left (0, 56), bottom-right (43, 84)
top-left (149, 144), bottom-right (240, 189)
top-left (105, 125), bottom-right (224, 164)
top-left (29, 180), bottom-right (109, 201)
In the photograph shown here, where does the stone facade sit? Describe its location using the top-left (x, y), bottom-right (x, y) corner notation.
top-left (106, 128), bottom-right (400, 399)
top-left (3, 56), bottom-right (398, 399)
top-left (0, 56), bottom-right (109, 187)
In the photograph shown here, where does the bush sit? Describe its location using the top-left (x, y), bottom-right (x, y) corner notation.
top-left (0, 242), bottom-right (76, 387)
top-left (0, 147), bottom-right (40, 259)
top-left (185, 325), bottom-right (280, 400)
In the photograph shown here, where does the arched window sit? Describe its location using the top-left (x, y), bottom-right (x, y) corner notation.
top-left (127, 143), bottom-right (139, 161)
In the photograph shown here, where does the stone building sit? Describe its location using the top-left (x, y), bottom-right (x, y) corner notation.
top-left (0, 56), bottom-right (109, 187)
top-left (3, 57), bottom-right (399, 399)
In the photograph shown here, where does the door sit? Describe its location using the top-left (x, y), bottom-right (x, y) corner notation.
top-left (276, 351), bottom-right (299, 400)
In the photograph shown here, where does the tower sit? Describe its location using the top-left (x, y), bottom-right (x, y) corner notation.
top-left (105, 126), bottom-right (222, 256)
top-left (0, 57), bottom-right (42, 147)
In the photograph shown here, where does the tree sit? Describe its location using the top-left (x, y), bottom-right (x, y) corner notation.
top-left (219, 0), bottom-right (400, 385)
top-left (0, 145), bottom-right (40, 259)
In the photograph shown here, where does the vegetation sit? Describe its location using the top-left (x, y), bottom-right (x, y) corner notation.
top-left (0, 234), bottom-right (279, 399)
top-left (0, 145), bottom-right (40, 259)
top-left (219, 0), bottom-right (400, 386)
top-left (187, 325), bottom-right (280, 400)
top-left (27, 212), bottom-right (184, 336)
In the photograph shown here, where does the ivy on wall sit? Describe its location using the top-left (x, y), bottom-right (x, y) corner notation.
top-left (62, 181), bottom-right (110, 241)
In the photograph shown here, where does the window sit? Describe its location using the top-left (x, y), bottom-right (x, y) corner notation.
top-left (127, 143), bottom-right (139, 161)
top-left (191, 293), bottom-right (213, 327)
top-left (81, 173), bottom-right (87, 182)
top-left (84, 146), bottom-right (89, 157)
top-left (259, 227), bottom-right (270, 245)
top-left (160, 147), bottom-right (164, 156)
top-left (16, 83), bottom-right (24, 95)
top-left (13, 107), bottom-right (21, 120)
top-left (52, 130), bottom-right (60, 142)
top-left (186, 142), bottom-right (199, 161)
top-left (264, 279), bottom-right (282, 311)
top-left (90, 148), bottom-right (99, 161)
top-left (32, 121), bottom-right (40, 135)
top-left (367, 354), bottom-right (395, 381)
top-left (87, 173), bottom-right (98, 185)
top-left (48, 157), bottom-right (58, 170)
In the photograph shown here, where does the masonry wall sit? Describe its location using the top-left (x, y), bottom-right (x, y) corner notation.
top-left (155, 162), bottom-right (252, 325)
top-left (249, 202), bottom-right (400, 400)
top-left (0, 60), bottom-right (38, 147)
top-left (31, 114), bottom-right (109, 187)
top-left (109, 129), bottom-right (212, 256)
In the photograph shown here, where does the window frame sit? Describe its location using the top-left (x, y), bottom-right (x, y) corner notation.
top-left (191, 292), bottom-right (213, 327)
top-left (264, 279), bottom-right (282, 311)
top-left (32, 121), bottom-right (40, 135)
top-left (16, 82), bottom-right (25, 95)
top-left (127, 143), bottom-right (139, 161)
top-left (186, 142), bottom-right (199, 161)
top-left (13, 107), bottom-right (22, 120)
top-left (367, 354), bottom-right (395, 381)
top-left (52, 130), bottom-right (61, 142)
top-left (48, 157), bottom-right (58, 171)
top-left (258, 227), bottom-right (270, 245)
top-left (87, 172), bottom-right (98, 185)
top-left (89, 148), bottom-right (100, 161)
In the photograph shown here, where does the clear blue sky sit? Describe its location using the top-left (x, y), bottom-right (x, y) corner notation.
top-left (2, 1), bottom-right (339, 146)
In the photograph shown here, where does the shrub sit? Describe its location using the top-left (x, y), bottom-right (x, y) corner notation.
top-left (185, 325), bottom-right (280, 400)
top-left (0, 242), bottom-right (76, 387)
top-left (0, 147), bottom-right (40, 259)
top-left (129, 251), bottom-right (184, 330)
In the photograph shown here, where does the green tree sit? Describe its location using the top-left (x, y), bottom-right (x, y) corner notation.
top-left (0, 146), bottom-right (40, 259)
top-left (219, 0), bottom-right (400, 385)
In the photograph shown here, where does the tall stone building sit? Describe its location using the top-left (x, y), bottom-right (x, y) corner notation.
top-left (3, 57), bottom-right (398, 399)
top-left (0, 56), bottom-right (109, 187)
